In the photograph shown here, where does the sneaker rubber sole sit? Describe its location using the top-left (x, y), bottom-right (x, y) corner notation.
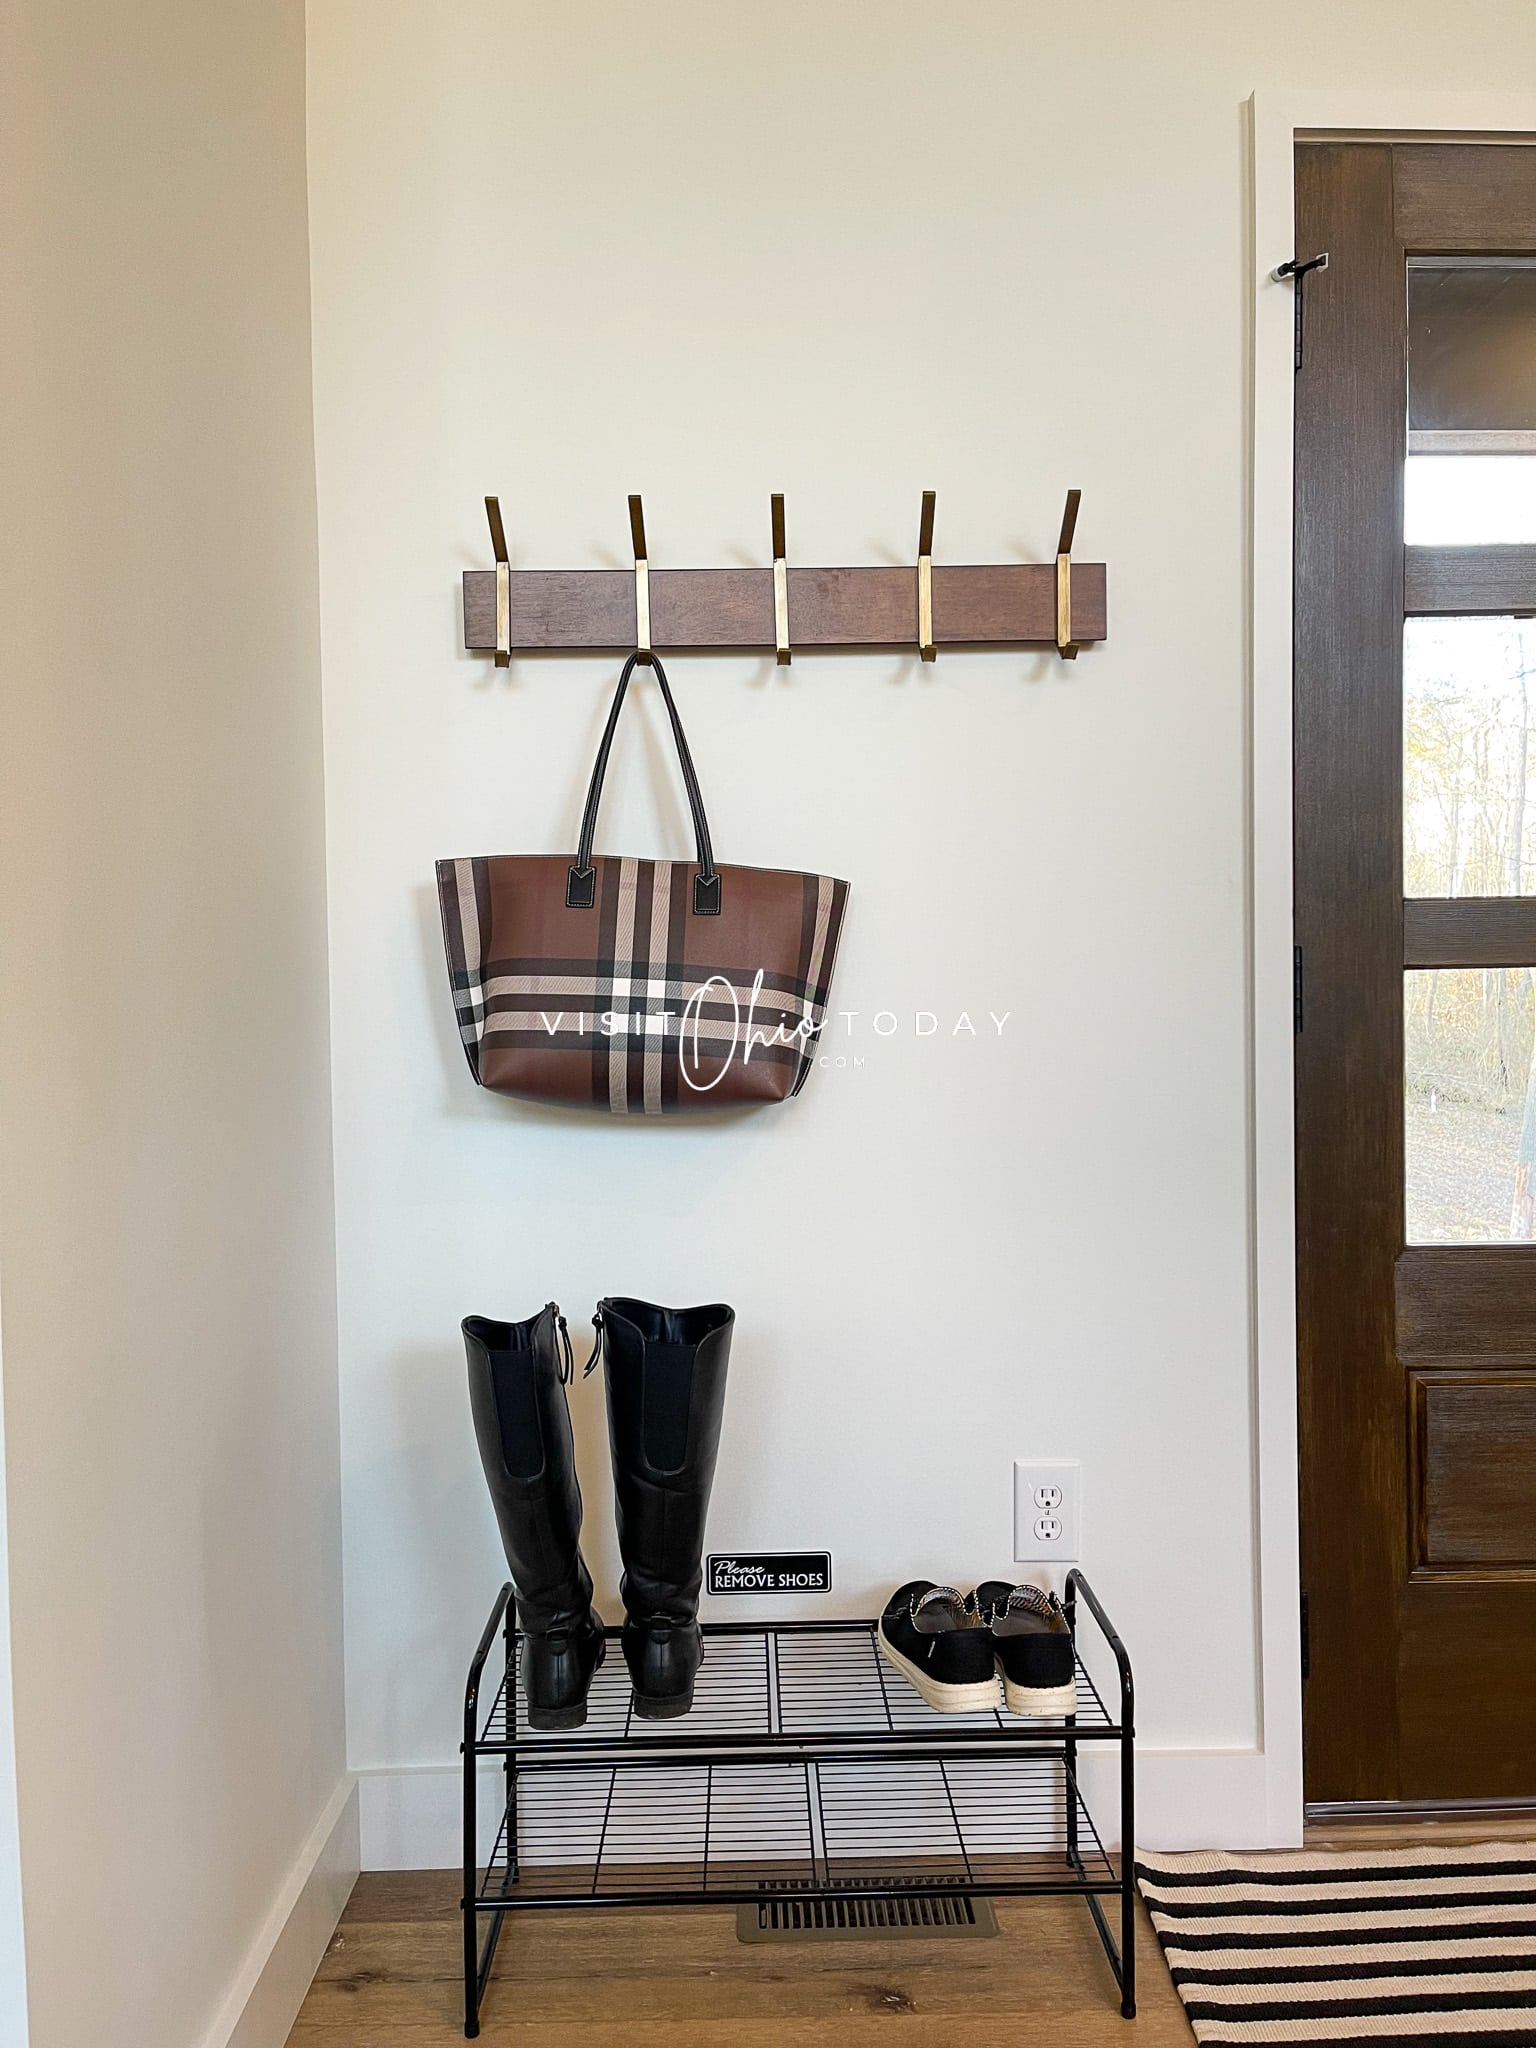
top-left (878, 1624), bottom-right (1002, 1713)
top-left (1000, 1671), bottom-right (1077, 1717)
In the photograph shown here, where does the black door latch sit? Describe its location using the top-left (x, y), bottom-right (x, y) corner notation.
top-left (1274, 252), bottom-right (1330, 371)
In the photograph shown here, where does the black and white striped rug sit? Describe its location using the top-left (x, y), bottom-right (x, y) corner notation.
top-left (1136, 1841), bottom-right (1536, 2045)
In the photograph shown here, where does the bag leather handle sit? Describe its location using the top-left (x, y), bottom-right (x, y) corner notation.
top-left (567, 652), bottom-right (720, 914)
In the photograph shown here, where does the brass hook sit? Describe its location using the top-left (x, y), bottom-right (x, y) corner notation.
top-left (1055, 489), bottom-right (1081, 661)
top-left (917, 490), bottom-right (936, 662)
top-left (771, 493), bottom-right (790, 665)
top-left (485, 495), bottom-right (511, 667)
top-left (628, 494), bottom-right (652, 663)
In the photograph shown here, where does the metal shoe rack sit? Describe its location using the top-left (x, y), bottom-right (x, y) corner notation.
top-left (460, 1568), bottom-right (1135, 2037)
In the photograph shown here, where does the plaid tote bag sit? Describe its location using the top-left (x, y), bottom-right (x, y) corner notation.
top-left (437, 653), bottom-right (850, 1114)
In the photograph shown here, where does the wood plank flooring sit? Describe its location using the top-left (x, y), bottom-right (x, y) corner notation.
top-left (286, 1874), bottom-right (1187, 2045)
top-left (285, 1819), bottom-right (1536, 2045)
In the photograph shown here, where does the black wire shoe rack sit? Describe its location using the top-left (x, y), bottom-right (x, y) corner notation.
top-left (460, 1568), bottom-right (1135, 2037)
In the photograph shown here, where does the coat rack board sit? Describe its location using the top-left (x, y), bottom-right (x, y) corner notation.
top-left (464, 493), bottom-right (1107, 665)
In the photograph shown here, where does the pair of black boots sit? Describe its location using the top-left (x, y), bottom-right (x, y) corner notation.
top-left (463, 1295), bottom-right (733, 1728)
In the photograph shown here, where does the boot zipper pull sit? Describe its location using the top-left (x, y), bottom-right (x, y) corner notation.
top-left (584, 1310), bottom-right (605, 1379)
top-left (553, 1306), bottom-right (574, 1385)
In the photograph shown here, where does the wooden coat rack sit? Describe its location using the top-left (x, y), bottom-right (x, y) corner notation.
top-left (465, 492), bottom-right (1106, 666)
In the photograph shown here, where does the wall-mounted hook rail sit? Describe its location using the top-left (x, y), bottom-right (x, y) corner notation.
top-left (462, 496), bottom-right (1107, 658)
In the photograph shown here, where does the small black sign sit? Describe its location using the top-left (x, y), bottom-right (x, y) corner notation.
top-left (707, 1551), bottom-right (831, 1595)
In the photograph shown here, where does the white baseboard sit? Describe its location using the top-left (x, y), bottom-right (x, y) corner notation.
top-left (198, 1775), bottom-right (359, 2048)
top-left (358, 1748), bottom-right (1289, 1873)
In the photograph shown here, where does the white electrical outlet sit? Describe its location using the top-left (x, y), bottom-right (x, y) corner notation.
top-left (1013, 1461), bottom-right (1081, 1562)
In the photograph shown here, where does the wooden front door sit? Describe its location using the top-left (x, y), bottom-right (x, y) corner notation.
top-left (1295, 140), bottom-right (1536, 1805)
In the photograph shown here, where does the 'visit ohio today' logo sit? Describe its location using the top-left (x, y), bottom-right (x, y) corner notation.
top-left (707, 1551), bottom-right (831, 1595)
top-left (534, 984), bottom-right (1014, 1093)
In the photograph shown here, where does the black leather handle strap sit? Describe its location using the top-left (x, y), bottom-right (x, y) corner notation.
top-left (567, 652), bottom-right (720, 914)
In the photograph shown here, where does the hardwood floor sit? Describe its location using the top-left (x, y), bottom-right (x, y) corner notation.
top-left (286, 1819), bottom-right (1536, 2045)
top-left (286, 1874), bottom-right (1190, 2045)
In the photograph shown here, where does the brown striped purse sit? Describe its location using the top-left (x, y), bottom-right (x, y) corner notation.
top-left (436, 652), bottom-right (850, 1114)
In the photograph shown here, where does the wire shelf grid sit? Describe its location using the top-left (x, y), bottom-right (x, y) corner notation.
top-left (476, 1751), bottom-right (1118, 1906)
top-left (478, 1616), bottom-right (1117, 1756)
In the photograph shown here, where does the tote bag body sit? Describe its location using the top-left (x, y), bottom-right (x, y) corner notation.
top-left (437, 653), bottom-right (849, 1115)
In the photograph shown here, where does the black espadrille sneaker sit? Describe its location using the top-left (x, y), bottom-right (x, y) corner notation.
top-left (877, 1581), bottom-right (1001, 1713)
top-left (974, 1580), bottom-right (1077, 1717)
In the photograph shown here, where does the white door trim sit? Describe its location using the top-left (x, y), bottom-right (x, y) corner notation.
top-left (1248, 90), bottom-right (1536, 1843)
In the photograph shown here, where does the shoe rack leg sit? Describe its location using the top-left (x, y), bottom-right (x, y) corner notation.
top-left (462, 1731), bottom-right (479, 2038)
top-left (1120, 1715), bottom-right (1136, 2018)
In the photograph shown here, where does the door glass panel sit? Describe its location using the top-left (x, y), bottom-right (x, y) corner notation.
top-left (1405, 457), bottom-right (1536, 543)
top-left (1405, 966), bottom-right (1536, 1242)
top-left (1405, 616), bottom-right (1536, 896)
top-left (1406, 261), bottom-right (1536, 543)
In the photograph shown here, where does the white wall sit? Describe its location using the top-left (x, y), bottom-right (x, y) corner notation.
top-left (305, 0), bottom-right (1536, 1858)
top-left (0, 4), bottom-right (349, 2044)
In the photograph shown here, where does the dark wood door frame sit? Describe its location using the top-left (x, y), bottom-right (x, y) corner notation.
top-left (1294, 139), bottom-right (1536, 1807)
top-left (1294, 140), bottom-right (1407, 1804)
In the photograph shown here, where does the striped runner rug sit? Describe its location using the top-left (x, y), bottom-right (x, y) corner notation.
top-left (1136, 1841), bottom-right (1536, 2045)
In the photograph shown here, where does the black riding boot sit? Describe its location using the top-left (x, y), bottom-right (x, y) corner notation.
top-left (463, 1305), bottom-right (606, 1730)
top-left (597, 1296), bottom-right (734, 1718)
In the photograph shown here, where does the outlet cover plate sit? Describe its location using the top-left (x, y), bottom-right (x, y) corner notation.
top-left (1012, 1460), bottom-right (1081, 1563)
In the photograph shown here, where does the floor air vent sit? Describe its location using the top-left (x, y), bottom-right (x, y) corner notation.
top-left (736, 1880), bottom-right (998, 1944)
